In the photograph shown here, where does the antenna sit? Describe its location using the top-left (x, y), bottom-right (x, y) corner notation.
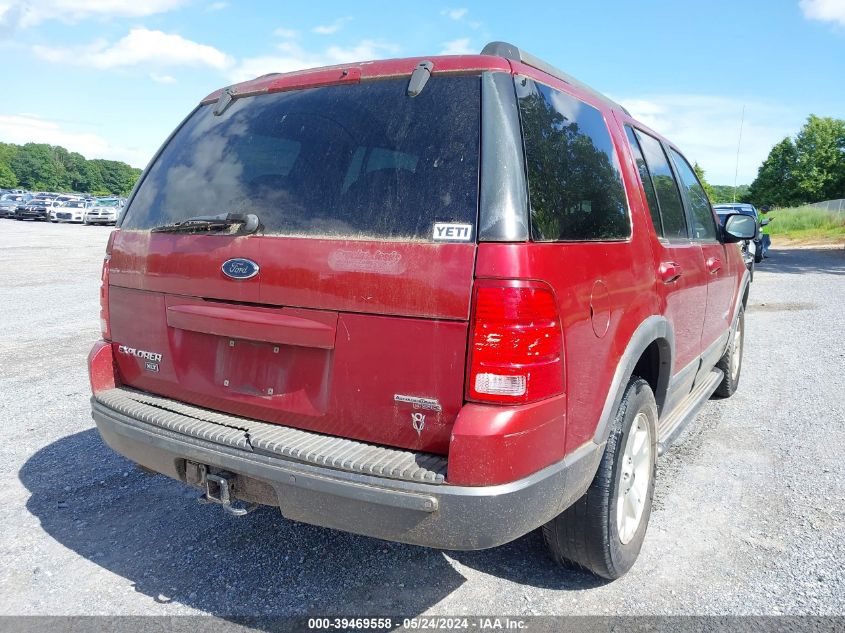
top-left (733, 104), bottom-right (745, 203)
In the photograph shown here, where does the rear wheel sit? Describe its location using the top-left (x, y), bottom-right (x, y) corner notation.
top-left (542, 377), bottom-right (657, 580)
top-left (714, 308), bottom-right (744, 398)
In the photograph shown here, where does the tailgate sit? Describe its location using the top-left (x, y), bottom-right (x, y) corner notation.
top-left (108, 234), bottom-right (474, 453)
top-left (107, 72), bottom-right (481, 454)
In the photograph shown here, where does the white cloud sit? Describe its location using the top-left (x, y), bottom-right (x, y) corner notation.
top-left (33, 27), bottom-right (233, 70)
top-left (441, 8), bottom-right (468, 20)
top-left (312, 16), bottom-right (351, 35)
top-left (206, 1), bottom-right (227, 10)
top-left (439, 8), bottom-right (481, 31)
top-left (800, 0), bottom-right (845, 26)
top-left (150, 72), bottom-right (176, 84)
top-left (439, 37), bottom-right (473, 55)
top-left (0, 0), bottom-right (188, 32)
top-left (0, 3), bottom-right (24, 38)
top-left (617, 94), bottom-right (802, 184)
top-left (273, 26), bottom-right (298, 38)
top-left (0, 113), bottom-right (150, 167)
top-left (229, 39), bottom-right (399, 83)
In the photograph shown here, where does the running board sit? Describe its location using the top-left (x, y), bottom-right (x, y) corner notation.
top-left (657, 369), bottom-right (724, 456)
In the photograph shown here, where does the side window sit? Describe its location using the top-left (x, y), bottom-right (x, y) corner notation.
top-left (515, 76), bottom-right (629, 241)
top-left (634, 130), bottom-right (688, 240)
top-left (669, 148), bottom-right (718, 241)
top-left (624, 126), bottom-right (663, 237)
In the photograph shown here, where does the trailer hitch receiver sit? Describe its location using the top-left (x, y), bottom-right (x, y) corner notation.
top-left (193, 465), bottom-right (258, 517)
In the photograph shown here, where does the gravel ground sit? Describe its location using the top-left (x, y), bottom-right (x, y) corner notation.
top-left (0, 220), bottom-right (843, 619)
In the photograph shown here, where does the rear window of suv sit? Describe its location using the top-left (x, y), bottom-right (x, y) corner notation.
top-left (121, 76), bottom-right (481, 242)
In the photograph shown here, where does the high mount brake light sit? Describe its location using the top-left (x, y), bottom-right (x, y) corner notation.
top-left (467, 280), bottom-right (564, 404)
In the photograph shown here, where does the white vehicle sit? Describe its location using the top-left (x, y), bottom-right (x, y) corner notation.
top-left (84, 198), bottom-right (121, 225)
top-left (52, 199), bottom-right (89, 223)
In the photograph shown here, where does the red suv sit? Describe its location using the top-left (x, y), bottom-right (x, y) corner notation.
top-left (88, 42), bottom-right (755, 579)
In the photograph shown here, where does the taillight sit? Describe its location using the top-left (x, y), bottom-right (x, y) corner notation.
top-left (467, 280), bottom-right (564, 404)
top-left (100, 231), bottom-right (117, 340)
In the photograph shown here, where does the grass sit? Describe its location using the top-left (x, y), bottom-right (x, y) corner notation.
top-left (765, 206), bottom-right (845, 243)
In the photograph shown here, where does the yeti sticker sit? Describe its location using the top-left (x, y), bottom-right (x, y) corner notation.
top-left (433, 223), bottom-right (473, 242)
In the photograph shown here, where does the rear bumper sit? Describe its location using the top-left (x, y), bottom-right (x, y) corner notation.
top-left (91, 396), bottom-right (602, 550)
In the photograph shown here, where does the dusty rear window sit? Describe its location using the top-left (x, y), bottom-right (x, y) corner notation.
top-left (122, 76), bottom-right (481, 241)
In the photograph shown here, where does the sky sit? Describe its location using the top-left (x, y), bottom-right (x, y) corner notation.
top-left (0, 0), bottom-right (843, 185)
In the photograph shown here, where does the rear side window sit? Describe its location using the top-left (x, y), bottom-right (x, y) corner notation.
top-left (515, 77), bottom-right (629, 241)
top-left (633, 130), bottom-right (688, 241)
top-left (122, 76), bottom-right (480, 241)
top-left (669, 148), bottom-right (717, 241)
top-left (624, 126), bottom-right (663, 236)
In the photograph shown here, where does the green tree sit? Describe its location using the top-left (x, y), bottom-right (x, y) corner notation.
top-left (794, 114), bottom-right (845, 202)
top-left (49, 145), bottom-right (73, 191)
top-left (0, 141), bottom-right (17, 171)
top-left (748, 115), bottom-right (845, 206)
top-left (0, 162), bottom-right (17, 188)
top-left (747, 137), bottom-right (801, 207)
top-left (1, 140), bottom-right (141, 194)
top-left (11, 143), bottom-right (59, 190)
top-left (710, 184), bottom-right (750, 204)
top-left (66, 151), bottom-right (106, 192)
top-left (90, 159), bottom-right (141, 196)
top-left (693, 162), bottom-right (716, 201)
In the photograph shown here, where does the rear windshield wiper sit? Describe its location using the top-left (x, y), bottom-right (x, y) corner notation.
top-left (151, 212), bottom-right (262, 235)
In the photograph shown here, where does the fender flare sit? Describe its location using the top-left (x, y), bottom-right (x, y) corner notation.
top-left (590, 315), bottom-right (675, 448)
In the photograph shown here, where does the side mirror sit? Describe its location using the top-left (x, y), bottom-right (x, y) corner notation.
top-left (723, 213), bottom-right (757, 243)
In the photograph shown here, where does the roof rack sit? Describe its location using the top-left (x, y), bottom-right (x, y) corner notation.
top-left (480, 41), bottom-right (630, 115)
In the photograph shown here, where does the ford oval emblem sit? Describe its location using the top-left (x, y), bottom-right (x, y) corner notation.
top-left (221, 258), bottom-right (259, 280)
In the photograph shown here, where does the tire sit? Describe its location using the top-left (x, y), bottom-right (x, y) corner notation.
top-left (542, 377), bottom-right (658, 580)
top-left (714, 308), bottom-right (744, 398)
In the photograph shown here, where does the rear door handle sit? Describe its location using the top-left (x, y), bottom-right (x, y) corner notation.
top-left (659, 262), bottom-right (682, 283)
top-left (706, 257), bottom-right (722, 274)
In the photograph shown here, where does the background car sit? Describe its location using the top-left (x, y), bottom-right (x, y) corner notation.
top-left (53, 199), bottom-right (89, 223)
top-left (84, 198), bottom-right (121, 225)
top-left (0, 193), bottom-right (31, 218)
top-left (16, 197), bottom-right (59, 221)
top-left (714, 203), bottom-right (763, 263)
